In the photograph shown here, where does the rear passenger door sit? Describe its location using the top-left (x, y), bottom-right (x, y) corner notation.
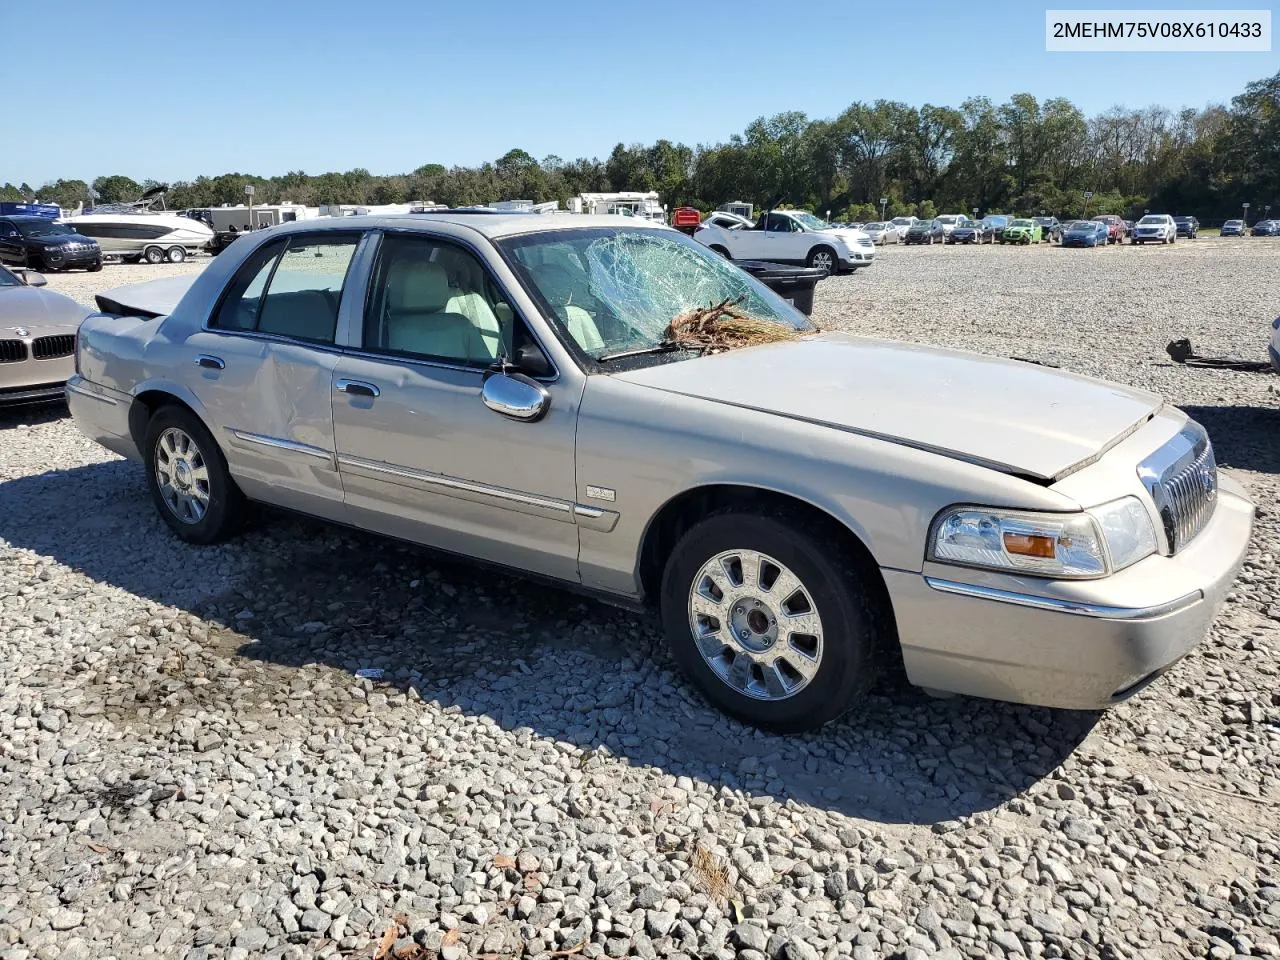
top-left (181, 231), bottom-right (364, 521)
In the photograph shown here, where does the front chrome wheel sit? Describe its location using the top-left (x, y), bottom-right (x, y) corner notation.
top-left (809, 249), bottom-right (835, 273)
top-left (688, 549), bottom-right (823, 701)
top-left (154, 427), bottom-right (210, 524)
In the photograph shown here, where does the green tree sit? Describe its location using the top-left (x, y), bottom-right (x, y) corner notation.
top-left (91, 175), bottom-right (142, 204)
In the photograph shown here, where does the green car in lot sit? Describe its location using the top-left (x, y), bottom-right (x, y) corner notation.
top-left (1000, 219), bottom-right (1043, 244)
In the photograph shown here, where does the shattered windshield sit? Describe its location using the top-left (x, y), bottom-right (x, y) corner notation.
top-left (790, 212), bottom-right (831, 231)
top-left (499, 228), bottom-right (812, 363)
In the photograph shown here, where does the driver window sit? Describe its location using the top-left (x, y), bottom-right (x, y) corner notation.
top-left (363, 235), bottom-right (508, 365)
top-left (765, 214), bottom-right (795, 233)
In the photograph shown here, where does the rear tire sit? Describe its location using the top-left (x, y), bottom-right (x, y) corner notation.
top-left (143, 246), bottom-right (165, 264)
top-left (144, 405), bottom-right (246, 545)
top-left (166, 246), bottom-right (186, 263)
top-left (659, 510), bottom-right (883, 732)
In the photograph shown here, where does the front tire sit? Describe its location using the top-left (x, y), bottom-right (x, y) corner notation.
top-left (143, 246), bottom-right (165, 264)
top-left (659, 511), bottom-right (882, 732)
top-left (807, 246), bottom-right (837, 274)
top-left (709, 245), bottom-right (731, 259)
top-left (144, 406), bottom-right (246, 545)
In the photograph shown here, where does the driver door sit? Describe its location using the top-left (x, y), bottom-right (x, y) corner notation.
top-left (331, 231), bottom-right (582, 583)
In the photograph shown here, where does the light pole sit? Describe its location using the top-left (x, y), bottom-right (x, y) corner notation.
top-left (879, 197), bottom-right (888, 221)
top-left (1243, 202), bottom-right (1250, 226)
top-left (1083, 190), bottom-right (1093, 218)
top-left (245, 183), bottom-right (256, 229)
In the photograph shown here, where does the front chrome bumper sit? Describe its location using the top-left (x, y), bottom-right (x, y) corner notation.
top-left (886, 474), bottom-right (1254, 709)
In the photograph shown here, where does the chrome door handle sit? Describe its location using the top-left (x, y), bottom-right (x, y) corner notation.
top-left (336, 378), bottom-right (380, 398)
top-left (194, 355), bottom-right (225, 370)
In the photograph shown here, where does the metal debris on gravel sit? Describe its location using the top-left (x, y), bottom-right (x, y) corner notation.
top-left (1, 240), bottom-right (1278, 960)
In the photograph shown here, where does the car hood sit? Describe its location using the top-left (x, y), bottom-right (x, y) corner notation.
top-left (821, 228), bottom-right (870, 245)
top-left (611, 333), bottom-right (1161, 481)
top-left (0, 286), bottom-right (90, 330)
top-left (29, 235), bottom-right (89, 247)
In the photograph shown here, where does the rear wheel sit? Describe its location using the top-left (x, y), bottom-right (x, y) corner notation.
top-left (660, 511), bottom-right (883, 732)
top-left (143, 246), bottom-right (165, 264)
top-left (165, 245), bottom-right (186, 263)
top-left (144, 406), bottom-right (246, 544)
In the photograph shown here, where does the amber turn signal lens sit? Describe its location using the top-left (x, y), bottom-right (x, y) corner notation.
top-left (1002, 532), bottom-right (1057, 559)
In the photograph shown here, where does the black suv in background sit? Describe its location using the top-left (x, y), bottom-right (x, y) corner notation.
top-left (1033, 216), bottom-right (1062, 243)
top-left (1173, 216), bottom-right (1199, 239)
top-left (0, 216), bottom-right (102, 272)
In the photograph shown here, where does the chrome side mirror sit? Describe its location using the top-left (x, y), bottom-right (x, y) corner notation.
top-left (481, 370), bottom-right (550, 422)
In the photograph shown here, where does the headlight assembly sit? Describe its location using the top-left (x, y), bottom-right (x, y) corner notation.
top-left (929, 497), bottom-right (1157, 579)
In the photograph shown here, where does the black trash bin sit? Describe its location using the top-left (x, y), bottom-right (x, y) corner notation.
top-left (733, 260), bottom-right (825, 316)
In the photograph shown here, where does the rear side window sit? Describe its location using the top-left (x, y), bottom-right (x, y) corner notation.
top-left (211, 233), bottom-right (359, 343)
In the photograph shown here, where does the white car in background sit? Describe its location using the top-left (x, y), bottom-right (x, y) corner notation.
top-left (694, 209), bottom-right (876, 274)
top-left (891, 216), bottom-right (917, 234)
top-left (862, 222), bottom-right (901, 245)
top-left (934, 214), bottom-right (966, 238)
top-left (1131, 214), bottom-right (1177, 245)
top-left (700, 211), bottom-right (754, 232)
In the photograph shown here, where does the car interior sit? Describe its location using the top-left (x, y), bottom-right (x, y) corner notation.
top-left (366, 238), bottom-right (509, 363)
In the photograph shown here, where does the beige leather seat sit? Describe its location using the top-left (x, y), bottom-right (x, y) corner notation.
top-left (436, 249), bottom-right (504, 358)
top-left (536, 263), bottom-right (605, 351)
top-left (257, 290), bottom-right (338, 342)
top-left (385, 260), bottom-right (495, 362)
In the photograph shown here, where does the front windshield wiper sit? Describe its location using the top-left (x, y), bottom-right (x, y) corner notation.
top-left (597, 340), bottom-right (703, 362)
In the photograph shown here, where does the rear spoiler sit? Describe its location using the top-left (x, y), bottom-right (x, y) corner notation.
top-left (94, 293), bottom-right (165, 319)
top-left (92, 275), bottom-right (198, 320)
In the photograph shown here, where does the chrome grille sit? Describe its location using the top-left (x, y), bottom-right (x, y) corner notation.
top-left (1137, 422), bottom-right (1217, 554)
top-left (0, 339), bottom-right (26, 363)
top-left (32, 335), bottom-right (75, 360)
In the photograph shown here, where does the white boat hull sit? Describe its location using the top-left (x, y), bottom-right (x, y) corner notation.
top-left (63, 214), bottom-right (214, 257)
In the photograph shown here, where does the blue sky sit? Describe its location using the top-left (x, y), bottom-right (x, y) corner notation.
top-left (3, 0), bottom-right (1275, 185)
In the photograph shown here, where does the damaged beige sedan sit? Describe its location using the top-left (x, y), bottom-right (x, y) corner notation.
top-left (67, 214), bottom-right (1253, 731)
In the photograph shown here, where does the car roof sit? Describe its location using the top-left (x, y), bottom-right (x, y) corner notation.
top-left (266, 213), bottom-right (671, 241)
top-left (4, 215), bottom-right (55, 223)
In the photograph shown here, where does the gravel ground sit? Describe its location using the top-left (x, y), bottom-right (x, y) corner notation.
top-left (2, 239), bottom-right (1278, 960)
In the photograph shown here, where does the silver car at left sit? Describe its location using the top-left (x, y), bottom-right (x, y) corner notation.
top-left (0, 265), bottom-right (87, 406)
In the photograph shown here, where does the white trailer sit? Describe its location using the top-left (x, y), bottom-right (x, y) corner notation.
top-left (570, 192), bottom-right (665, 222)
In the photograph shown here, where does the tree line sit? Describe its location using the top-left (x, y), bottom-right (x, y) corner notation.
top-left (6, 71), bottom-right (1277, 224)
